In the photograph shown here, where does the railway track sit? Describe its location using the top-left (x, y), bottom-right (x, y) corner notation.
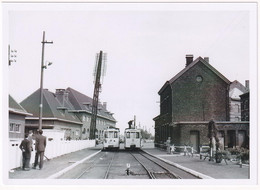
top-left (59, 149), bottom-right (201, 179)
top-left (76, 151), bottom-right (118, 179)
top-left (75, 153), bottom-right (104, 179)
top-left (104, 151), bottom-right (116, 179)
top-left (130, 150), bottom-right (200, 179)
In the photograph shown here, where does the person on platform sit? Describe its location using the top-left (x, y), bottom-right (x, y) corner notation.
top-left (19, 133), bottom-right (31, 171)
top-left (32, 129), bottom-right (47, 170)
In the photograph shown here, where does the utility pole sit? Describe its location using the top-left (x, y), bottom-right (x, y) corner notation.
top-left (134, 115), bottom-right (136, 129)
top-left (39, 31), bottom-right (53, 130)
top-left (90, 51), bottom-right (107, 139)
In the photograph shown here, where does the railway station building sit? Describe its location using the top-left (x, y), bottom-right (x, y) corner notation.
top-left (154, 55), bottom-right (249, 152)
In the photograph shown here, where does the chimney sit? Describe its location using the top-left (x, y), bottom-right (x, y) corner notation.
top-left (245, 80), bottom-right (249, 91)
top-left (55, 89), bottom-right (67, 107)
top-left (103, 102), bottom-right (107, 110)
top-left (204, 57), bottom-right (209, 63)
top-left (186, 54), bottom-right (193, 67)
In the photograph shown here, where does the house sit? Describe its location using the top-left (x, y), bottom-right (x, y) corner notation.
top-left (65, 87), bottom-right (116, 140)
top-left (229, 80), bottom-right (247, 121)
top-left (20, 88), bottom-right (83, 140)
top-left (154, 55), bottom-right (249, 151)
top-left (9, 95), bottom-right (32, 140)
top-left (20, 88), bottom-right (117, 140)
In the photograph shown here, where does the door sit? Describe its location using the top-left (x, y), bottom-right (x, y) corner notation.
top-left (190, 131), bottom-right (200, 153)
top-left (227, 130), bottom-right (236, 148)
top-left (238, 130), bottom-right (246, 147)
top-left (217, 131), bottom-right (225, 150)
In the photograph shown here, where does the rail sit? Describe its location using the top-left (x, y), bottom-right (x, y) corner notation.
top-left (104, 152), bottom-right (117, 179)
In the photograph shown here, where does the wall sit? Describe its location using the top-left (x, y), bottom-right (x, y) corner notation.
top-left (229, 99), bottom-right (242, 121)
top-left (171, 61), bottom-right (229, 122)
top-left (240, 92), bottom-right (249, 121)
top-left (175, 121), bottom-right (249, 149)
top-left (54, 120), bottom-right (82, 140)
top-left (8, 139), bottom-right (95, 171)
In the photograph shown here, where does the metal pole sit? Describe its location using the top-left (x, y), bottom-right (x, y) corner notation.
top-left (39, 31), bottom-right (45, 130)
top-left (39, 31), bottom-right (53, 130)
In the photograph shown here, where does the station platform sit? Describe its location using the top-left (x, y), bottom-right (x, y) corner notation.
top-left (142, 147), bottom-right (249, 179)
top-left (8, 144), bottom-right (249, 180)
top-left (8, 145), bottom-right (102, 179)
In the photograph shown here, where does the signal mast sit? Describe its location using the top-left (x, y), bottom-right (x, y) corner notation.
top-left (89, 51), bottom-right (107, 140)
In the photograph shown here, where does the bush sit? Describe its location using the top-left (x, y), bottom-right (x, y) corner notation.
top-left (226, 148), bottom-right (249, 163)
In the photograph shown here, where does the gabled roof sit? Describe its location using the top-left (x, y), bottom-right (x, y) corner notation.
top-left (20, 89), bottom-right (82, 124)
top-left (230, 80), bottom-right (247, 93)
top-left (158, 56), bottom-right (230, 94)
top-left (9, 95), bottom-right (32, 116)
top-left (66, 87), bottom-right (92, 111)
top-left (66, 87), bottom-right (116, 122)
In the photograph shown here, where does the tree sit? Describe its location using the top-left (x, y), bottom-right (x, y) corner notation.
top-left (140, 129), bottom-right (154, 139)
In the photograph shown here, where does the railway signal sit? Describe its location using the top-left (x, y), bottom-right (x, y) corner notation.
top-left (90, 51), bottom-right (107, 140)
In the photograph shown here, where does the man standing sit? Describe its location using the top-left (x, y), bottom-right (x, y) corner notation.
top-left (33, 130), bottom-right (46, 170)
top-left (19, 133), bottom-right (31, 171)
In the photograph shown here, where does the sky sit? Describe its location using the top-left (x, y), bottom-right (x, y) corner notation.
top-left (3, 3), bottom-right (257, 135)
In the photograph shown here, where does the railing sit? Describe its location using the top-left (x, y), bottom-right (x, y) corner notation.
top-left (9, 139), bottom-right (95, 171)
top-left (156, 143), bottom-right (210, 157)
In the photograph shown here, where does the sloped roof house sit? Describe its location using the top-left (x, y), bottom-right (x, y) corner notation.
top-left (21, 89), bottom-right (82, 140)
top-left (9, 95), bottom-right (32, 140)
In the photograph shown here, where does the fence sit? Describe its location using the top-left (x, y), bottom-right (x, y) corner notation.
top-left (156, 143), bottom-right (210, 156)
top-left (9, 139), bottom-right (95, 171)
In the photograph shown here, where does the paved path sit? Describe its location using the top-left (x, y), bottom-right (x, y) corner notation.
top-left (143, 148), bottom-right (249, 179)
top-left (9, 146), bottom-right (102, 179)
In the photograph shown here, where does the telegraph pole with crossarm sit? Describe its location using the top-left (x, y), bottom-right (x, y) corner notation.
top-left (38, 31), bottom-right (53, 130)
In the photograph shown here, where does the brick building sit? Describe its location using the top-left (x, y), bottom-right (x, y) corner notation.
top-left (154, 55), bottom-right (249, 152)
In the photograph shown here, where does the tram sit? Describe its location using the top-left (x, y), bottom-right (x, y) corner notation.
top-left (103, 126), bottom-right (120, 150)
top-left (124, 128), bottom-right (142, 149)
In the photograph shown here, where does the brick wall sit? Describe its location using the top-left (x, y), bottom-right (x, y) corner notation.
top-left (171, 61), bottom-right (229, 121)
top-left (175, 121), bottom-right (249, 148)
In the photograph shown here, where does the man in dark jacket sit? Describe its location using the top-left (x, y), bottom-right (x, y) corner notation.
top-left (19, 133), bottom-right (31, 171)
top-left (32, 130), bottom-right (47, 170)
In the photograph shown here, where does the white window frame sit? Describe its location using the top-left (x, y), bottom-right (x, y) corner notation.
top-left (9, 123), bottom-right (21, 133)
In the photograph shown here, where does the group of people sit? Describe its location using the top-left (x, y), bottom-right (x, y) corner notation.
top-left (19, 129), bottom-right (47, 171)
